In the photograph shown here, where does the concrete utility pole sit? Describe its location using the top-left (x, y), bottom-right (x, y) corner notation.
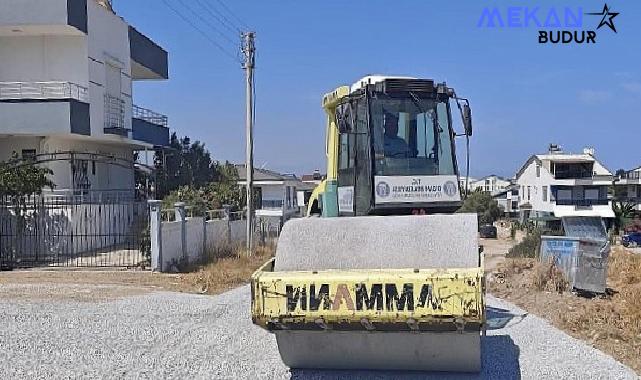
top-left (242, 31), bottom-right (255, 254)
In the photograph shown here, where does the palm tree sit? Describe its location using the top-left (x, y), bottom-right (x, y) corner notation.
top-left (612, 201), bottom-right (635, 235)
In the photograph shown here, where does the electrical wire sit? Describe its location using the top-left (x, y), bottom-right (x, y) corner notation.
top-left (213, 0), bottom-right (249, 30)
top-left (160, 0), bottom-right (240, 63)
top-left (177, 0), bottom-right (238, 46)
top-left (197, 0), bottom-right (242, 35)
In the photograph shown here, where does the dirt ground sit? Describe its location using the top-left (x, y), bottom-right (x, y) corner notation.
top-left (489, 246), bottom-right (641, 374)
top-left (0, 248), bottom-right (274, 302)
top-left (481, 237), bottom-right (516, 272)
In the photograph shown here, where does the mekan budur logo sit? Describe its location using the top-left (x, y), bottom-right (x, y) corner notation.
top-left (477, 3), bottom-right (619, 44)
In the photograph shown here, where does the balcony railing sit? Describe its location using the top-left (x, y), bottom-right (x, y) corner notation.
top-left (0, 81), bottom-right (88, 102)
top-left (625, 171), bottom-right (641, 180)
top-left (260, 200), bottom-right (283, 210)
top-left (133, 104), bottom-right (168, 127)
top-left (104, 94), bottom-right (128, 136)
top-left (555, 199), bottom-right (609, 207)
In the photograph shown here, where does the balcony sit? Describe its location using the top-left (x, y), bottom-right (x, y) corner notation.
top-left (132, 105), bottom-right (169, 146)
top-left (260, 200), bottom-right (284, 210)
top-left (624, 171), bottom-right (641, 180)
top-left (555, 199), bottom-right (609, 207)
top-left (103, 94), bottom-right (128, 137)
top-left (133, 105), bottom-right (167, 127)
top-left (129, 26), bottom-right (169, 80)
top-left (0, 0), bottom-right (87, 36)
top-left (0, 81), bottom-right (88, 102)
top-left (0, 81), bottom-right (90, 136)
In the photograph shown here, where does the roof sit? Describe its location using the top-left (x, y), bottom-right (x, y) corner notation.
top-left (475, 174), bottom-right (509, 182)
top-left (515, 152), bottom-right (610, 180)
top-left (350, 75), bottom-right (416, 93)
top-left (536, 153), bottom-right (595, 163)
top-left (236, 164), bottom-right (295, 182)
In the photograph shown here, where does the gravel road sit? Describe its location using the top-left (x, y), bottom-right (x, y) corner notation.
top-left (0, 284), bottom-right (637, 380)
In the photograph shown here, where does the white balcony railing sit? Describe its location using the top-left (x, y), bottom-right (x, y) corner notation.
top-left (133, 104), bottom-right (168, 127)
top-left (0, 81), bottom-right (88, 102)
top-left (104, 94), bottom-right (127, 134)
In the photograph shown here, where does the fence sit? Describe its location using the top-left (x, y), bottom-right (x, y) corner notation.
top-left (133, 104), bottom-right (168, 127)
top-left (0, 194), bottom-right (148, 268)
top-left (149, 202), bottom-right (248, 272)
top-left (0, 81), bottom-right (88, 102)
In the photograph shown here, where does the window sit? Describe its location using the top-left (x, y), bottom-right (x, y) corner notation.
top-left (370, 94), bottom-right (456, 176)
top-left (542, 186), bottom-right (548, 202)
top-left (584, 188), bottom-right (600, 200)
top-left (557, 189), bottom-right (572, 201)
top-left (336, 102), bottom-right (356, 187)
top-left (536, 165), bottom-right (540, 177)
top-left (527, 186), bottom-right (531, 201)
top-left (21, 149), bottom-right (36, 162)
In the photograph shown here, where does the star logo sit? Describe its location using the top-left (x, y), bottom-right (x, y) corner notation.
top-left (586, 3), bottom-right (620, 33)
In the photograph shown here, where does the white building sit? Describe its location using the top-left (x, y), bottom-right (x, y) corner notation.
top-left (0, 0), bottom-right (169, 198)
top-left (515, 146), bottom-right (614, 224)
top-left (615, 166), bottom-right (641, 211)
top-left (493, 185), bottom-right (520, 217)
top-left (470, 175), bottom-right (511, 195)
top-left (458, 176), bottom-right (477, 193)
top-left (237, 166), bottom-right (313, 227)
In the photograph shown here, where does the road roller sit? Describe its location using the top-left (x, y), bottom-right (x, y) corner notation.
top-left (251, 76), bottom-right (485, 372)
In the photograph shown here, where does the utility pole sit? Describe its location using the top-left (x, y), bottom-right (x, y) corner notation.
top-left (242, 32), bottom-right (255, 254)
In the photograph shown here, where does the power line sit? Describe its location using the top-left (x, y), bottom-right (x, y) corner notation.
top-left (176, 0), bottom-right (237, 47)
top-left (213, 0), bottom-right (249, 30)
top-left (160, 0), bottom-right (239, 63)
top-left (196, 0), bottom-right (242, 35)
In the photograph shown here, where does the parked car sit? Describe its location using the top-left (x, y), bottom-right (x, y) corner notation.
top-left (622, 231), bottom-right (641, 247)
top-left (479, 225), bottom-right (497, 239)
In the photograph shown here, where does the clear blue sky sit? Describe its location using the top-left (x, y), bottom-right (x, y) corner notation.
top-left (115, 0), bottom-right (641, 178)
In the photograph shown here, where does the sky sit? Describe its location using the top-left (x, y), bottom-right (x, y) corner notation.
top-left (114, 0), bottom-right (641, 178)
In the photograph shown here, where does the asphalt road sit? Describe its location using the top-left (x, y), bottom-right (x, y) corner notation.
top-left (0, 284), bottom-right (637, 379)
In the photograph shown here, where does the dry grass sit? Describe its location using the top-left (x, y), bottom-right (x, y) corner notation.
top-left (532, 260), bottom-right (569, 293)
top-left (490, 247), bottom-right (641, 374)
top-left (182, 245), bottom-right (274, 294)
top-left (1, 245), bottom-right (276, 299)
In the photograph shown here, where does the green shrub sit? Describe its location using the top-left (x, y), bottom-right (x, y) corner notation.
top-left (507, 229), bottom-right (542, 258)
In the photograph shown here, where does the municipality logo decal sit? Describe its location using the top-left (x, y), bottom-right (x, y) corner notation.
top-left (477, 3), bottom-right (620, 44)
top-left (444, 181), bottom-right (458, 197)
top-left (376, 182), bottom-right (390, 198)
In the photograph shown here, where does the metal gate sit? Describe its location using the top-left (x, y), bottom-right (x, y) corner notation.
top-left (0, 193), bottom-right (149, 268)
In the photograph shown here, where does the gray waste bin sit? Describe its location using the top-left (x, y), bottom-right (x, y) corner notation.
top-left (540, 217), bottom-right (609, 293)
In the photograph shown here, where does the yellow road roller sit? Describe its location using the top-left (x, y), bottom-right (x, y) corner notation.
top-left (251, 75), bottom-right (484, 372)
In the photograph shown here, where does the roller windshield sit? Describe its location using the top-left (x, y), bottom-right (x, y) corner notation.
top-left (370, 93), bottom-right (456, 176)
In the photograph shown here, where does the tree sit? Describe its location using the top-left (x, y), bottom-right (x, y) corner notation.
top-left (458, 190), bottom-right (502, 225)
top-left (612, 201), bottom-right (635, 235)
top-left (0, 153), bottom-right (53, 197)
top-left (154, 133), bottom-right (217, 198)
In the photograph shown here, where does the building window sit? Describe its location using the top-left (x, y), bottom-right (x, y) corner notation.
top-left (584, 188), bottom-right (599, 200)
top-left (21, 149), bottom-right (37, 162)
top-left (536, 165), bottom-right (540, 177)
top-left (527, 186), bottom-right (531, 201)
top-left (557, 189), bottom-right (572, 201)
top-left (542, 186), bottom-right (548, 202)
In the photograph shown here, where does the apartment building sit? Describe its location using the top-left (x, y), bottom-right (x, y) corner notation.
top-left (470, 175), bottom-right (511, 195)
top-left (615, 166), bottom-right (641, 211)
top-left (0, 0), bottom-right (169, 199)
top-left (515, 146), bottom-right (614, 225)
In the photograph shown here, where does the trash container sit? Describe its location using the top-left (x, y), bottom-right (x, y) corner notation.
top-left (540, 216), bottom-right (609, 294)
